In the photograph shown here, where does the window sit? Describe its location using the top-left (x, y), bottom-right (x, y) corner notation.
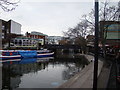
top-left (11, 40), bottom-right (14, 43)
top-left (2, 33), bottom-right (4, 38)
top-left (19, 40), bottom-right (22, 45)
top-left (7, 29), bottom-right (9, 33)
top-left (2, 25), bottom-right (5, 30)
top-left (15, 40), bottom-right (17, 44)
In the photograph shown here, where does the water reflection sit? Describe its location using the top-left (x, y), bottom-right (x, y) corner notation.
top-left (2, 55), bottom-right (89, 89)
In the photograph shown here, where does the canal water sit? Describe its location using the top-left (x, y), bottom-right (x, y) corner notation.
top-left (2, 54), bottom-right (89, 89)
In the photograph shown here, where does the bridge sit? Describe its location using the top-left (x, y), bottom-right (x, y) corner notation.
top-left (43, 44), bottom-right (81, 50)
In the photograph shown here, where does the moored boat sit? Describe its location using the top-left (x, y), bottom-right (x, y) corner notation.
top-left (0, 50), bottom-right (21, 60)
top-left (0, 50), bottom-right (54, 60)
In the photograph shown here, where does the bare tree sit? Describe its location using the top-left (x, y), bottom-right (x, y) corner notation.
top-left (64, 1), bottom-right (120, 38)
top-left (63, 28), bottom-right (78, 39)
top-left (63, 20), bottom-right (89, 39)
top-left (0, 0), bottom-right (20, 12)
top-left (62, 20), bottom-right (88, 53)
top-left (63, 1), bottom-right (120, 42)
top-left (81, 1), bottom-right (120, 34)
top-left (76, 20), bottom-right (89, 38)
top-left (63, 1), bottom-right (120, 54)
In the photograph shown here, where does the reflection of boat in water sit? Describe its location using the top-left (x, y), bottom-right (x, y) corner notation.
top-left (2, 57), bottom-right (54, 64)
top-left (0, 50), bottom-right (54, 60)
top-left (2, 57), bottom-right (53, 89)
top-left (0, 59), bottom-right (21, 63)
top-left (1, 58), bottom-right (36, 64)
top-left (17, 58), bottom-right (37, 64)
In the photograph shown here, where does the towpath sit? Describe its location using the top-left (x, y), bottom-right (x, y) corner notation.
top-left (58, 54), bottom-right (103, 88)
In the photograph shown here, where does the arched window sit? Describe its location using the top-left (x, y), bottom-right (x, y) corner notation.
top-left (15, 40), bottom-right (17, 44)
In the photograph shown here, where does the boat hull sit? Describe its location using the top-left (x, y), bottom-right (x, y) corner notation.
top-left (0, 52), bottom-right (54, 60)
top-left (36, 52), bottom-right (54, 58)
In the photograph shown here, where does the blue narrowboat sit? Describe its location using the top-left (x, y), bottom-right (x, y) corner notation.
top-left (0, 50), bottom-right (54, 61)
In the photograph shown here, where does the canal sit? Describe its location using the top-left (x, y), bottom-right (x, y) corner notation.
top-left (2, 53), bottom-right (89, 89)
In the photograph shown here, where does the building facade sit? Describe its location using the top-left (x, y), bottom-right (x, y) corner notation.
top-left (11, 37), bottom-right (37, 47)
top-left (9, 20), bottom-right (21, 34)
top-left (100, 21), bottom-right (120, 47)
top-left (0, 19), bottom-right (21, 49)
top-left (26, 31), bottom-right (47, 45)
top-left (0, 19), bottom-right (21, 39)
top-left (11, 36), bottom-right (44, 49)
top-left (47, 36), bottom-right (63, 44)
top-left (10, 31), bottom-right (47, 49)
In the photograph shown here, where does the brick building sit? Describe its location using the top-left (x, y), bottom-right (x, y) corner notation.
top-left (26, 31), bottom-right (48, 45)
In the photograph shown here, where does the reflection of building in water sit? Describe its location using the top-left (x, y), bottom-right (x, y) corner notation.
top-left (10, 77), bottom-right (21, 89)
top-left (2, 65), bottom-right (12, 90)
top-left (0, 65), bottom-right (2, 90)
top-left (62, 60), bottom-right (87, 81)
top-left (62, 64), bottom-right (81, 80)
top-left (10, 62), bottom-right (49, 75)
top-left (2, 61), bottom-right (48, 89)
top-left (1, 56), bottom-right (89, 89)
top-left (11, 63), bottom-right (39, 74)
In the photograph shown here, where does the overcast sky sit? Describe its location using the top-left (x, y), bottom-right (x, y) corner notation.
top-left (0, 0), bottom-right (119, 36)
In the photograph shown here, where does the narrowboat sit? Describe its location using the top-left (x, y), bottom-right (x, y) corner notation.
top-left (0, 50), bottom-right (54, 60)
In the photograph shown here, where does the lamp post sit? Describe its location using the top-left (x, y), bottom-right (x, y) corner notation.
top-left (93, 0), bottom-right (99, 90)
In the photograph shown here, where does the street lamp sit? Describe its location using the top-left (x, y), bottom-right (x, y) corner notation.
top-left (93, 0), bottom-right (99, 90)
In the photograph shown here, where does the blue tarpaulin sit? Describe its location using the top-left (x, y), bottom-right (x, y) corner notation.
top-left (18, 51), bottom-right (37, 58)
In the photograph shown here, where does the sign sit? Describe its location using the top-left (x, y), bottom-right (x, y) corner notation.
top-left (100, 21), bottom-right (120, 40)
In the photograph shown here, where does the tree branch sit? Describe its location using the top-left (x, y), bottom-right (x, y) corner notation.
top-left (0, 0), bottom-right (20, 12)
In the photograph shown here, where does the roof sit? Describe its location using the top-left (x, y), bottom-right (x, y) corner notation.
top-left (31, 31), bottom-right (48, 36)
top-left (14, 36), bottom-right (43, 41)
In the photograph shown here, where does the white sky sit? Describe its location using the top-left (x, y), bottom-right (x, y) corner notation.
top-left (0, 0), bottom-right (119, 36)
